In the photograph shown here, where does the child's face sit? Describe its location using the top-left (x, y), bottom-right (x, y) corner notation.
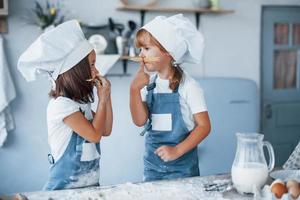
top-left (139, 41), bottom-right (171, 72)
top-left (88, 50), bottom-right (99, 78)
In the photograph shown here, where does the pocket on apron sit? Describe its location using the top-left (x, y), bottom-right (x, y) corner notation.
top-left (151, 113), bottom-right (172, 131)
top-left (80, 142), bottom-right (101, 162)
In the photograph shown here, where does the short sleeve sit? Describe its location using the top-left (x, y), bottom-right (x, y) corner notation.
top-left (184, 79), bottom-right (207, 114)
top-left (47, 97), bottom-right (80, 123)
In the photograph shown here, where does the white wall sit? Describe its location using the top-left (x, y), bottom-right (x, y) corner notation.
top-left (1, 0), bottom-right (300, 194)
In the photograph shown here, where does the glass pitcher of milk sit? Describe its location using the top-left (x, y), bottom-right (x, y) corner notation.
top-left (231, 133), bottom-right (275, 194)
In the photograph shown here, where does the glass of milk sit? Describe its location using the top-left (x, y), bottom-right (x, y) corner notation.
top-left (231, 133), bottom-right (275, 194)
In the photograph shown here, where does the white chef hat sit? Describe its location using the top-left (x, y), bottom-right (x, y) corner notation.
top-left (141, 14), bottom-right (205, 64)
top-left (18, 20), bottom-right (94, 81)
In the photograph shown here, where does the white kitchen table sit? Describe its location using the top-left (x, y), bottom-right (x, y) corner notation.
top-left (5, 174), bottom-right (256, 200)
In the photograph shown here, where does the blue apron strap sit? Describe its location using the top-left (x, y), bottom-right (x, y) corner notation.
top-left (146, 84), bottom-right (155, 111)
top-left (146, 74), bottom-right (158, 110)
top-left (140, 75), bottom-right (157, 136)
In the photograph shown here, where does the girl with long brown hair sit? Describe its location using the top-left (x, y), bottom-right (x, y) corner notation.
top-left (18, 20), bottom-right (112, 190)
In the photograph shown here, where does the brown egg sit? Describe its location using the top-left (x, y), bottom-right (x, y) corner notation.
top-left (271, 179), bottom-right (285, 187)
top-left (288, 185), bottom-right (300, 200)
top-left (286, 179), bottom-right (299, 189)
top-left (271, 182), bottom-right (288, 198)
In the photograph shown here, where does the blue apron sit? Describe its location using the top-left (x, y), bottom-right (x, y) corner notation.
top-left (142, 75), bottom-right (199, 182)
top-left (43, 131), bottom-right (101, 190)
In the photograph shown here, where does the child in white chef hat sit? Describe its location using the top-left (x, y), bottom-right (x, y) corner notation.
top-left (130, 14), bottom-right (211, 181)
top-left (18, 20), bottom-right (113, 190)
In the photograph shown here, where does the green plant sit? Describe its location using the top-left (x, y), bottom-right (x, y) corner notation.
top-left (30, 0), bottom-right (64, 29)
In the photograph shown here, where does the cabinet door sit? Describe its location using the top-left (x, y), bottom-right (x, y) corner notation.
top-left (262, 6), bottom-right (300, 166)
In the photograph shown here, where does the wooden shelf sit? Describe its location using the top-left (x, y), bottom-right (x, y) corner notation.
top-left (117, 5), bottom-right (234, 14)
top-left (117, 5), bottom-right (234, 28)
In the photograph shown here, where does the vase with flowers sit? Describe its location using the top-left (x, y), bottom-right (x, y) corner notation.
top-left (26, 0), bottom-right (65, 31)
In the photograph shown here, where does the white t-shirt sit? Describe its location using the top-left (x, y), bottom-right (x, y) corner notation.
top-left (140, 71), bottom-right (207, 131)
top-left (47, 97), bottom-right (93, 162)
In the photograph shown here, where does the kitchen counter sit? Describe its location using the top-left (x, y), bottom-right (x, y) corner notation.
top-left (14, 174), bottom-right (254, 200)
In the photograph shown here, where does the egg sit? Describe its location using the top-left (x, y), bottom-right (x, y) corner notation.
top-left (271, 182), bottom-right (288, 199)
top-left (270, 179), bottom-right (285, 188)
top-left (286, 180), bottom-right (299, 189)
top-left (288, 185), bottom-right (300, 200)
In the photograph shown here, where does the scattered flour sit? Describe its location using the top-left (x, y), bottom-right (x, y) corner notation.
top-left (65, 169), bottom-right (100, 189)
top-left (24, 175), bottom-right (249, 200)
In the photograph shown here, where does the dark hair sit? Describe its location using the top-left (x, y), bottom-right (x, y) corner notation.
top-left (49, 54), bottom-right (94, 104)
top-left (135, 29), bottom-right (183, 91)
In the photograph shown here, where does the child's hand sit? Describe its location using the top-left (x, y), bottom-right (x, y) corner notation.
top-left (96, 77), bottom-right (111, 103)
top-left (155, 145), bottom-right (181, 162)
top-left (131, 62), bottom-right (150, 90)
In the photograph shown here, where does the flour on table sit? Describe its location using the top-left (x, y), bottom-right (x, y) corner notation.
top-left (24, 175), bottom-right (247, 200)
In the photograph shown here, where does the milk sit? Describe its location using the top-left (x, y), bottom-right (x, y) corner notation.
top-left (231, 162), bottom-right (268, 194)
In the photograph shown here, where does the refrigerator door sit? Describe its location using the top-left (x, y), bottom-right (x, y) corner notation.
top-left (196, 77), bottom-right (259, 176)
